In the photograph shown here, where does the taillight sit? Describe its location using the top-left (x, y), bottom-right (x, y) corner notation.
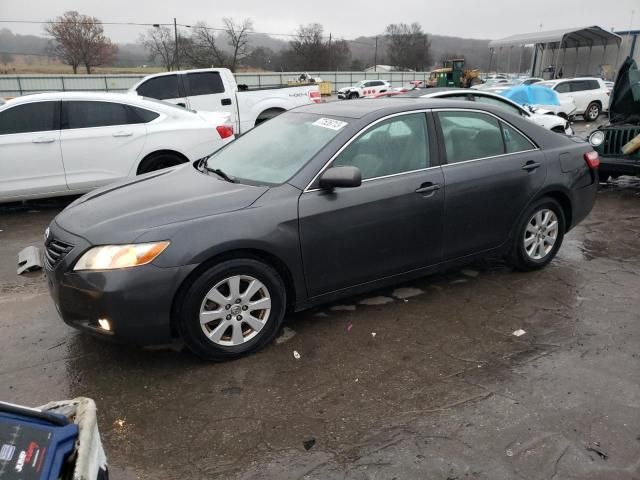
top-left (309, 90), bottom-right (321, 104)
top-left (216, 124), bottom-right (234, 139)
top-left (584, 150), bottom-right (600, 169)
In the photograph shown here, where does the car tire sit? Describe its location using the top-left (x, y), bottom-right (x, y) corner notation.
top-left (177, 258), bottom-right (287, 361)
top-left (509, 197), bottom-right (565, 272)
top-left (584, 102), bottom-right (601, 122)
top-left (348, 92), bottom-right (358, 100)
top-left (137, 152), bottom-right (186, 175)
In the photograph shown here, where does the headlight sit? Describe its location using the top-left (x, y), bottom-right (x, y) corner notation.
top-left (74, 241), bottom-right (170, 271)
top-left (589, 130), bottom-right (605, 147)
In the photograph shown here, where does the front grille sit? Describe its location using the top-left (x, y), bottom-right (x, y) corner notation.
top-left (602, 127), bottom-right (640, 156)
top-left (45, 238), bottom-right (74, 268)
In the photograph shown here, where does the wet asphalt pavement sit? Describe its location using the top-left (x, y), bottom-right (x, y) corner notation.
top-left (1, 120), bottom-right (639, 479)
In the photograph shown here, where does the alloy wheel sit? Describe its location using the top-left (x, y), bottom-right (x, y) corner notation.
top-left (523, 209), bottom-right (559, 260)
top-left (199, 275), bottom-right (272, 346)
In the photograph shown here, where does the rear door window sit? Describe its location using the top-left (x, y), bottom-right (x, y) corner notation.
top-left (136, 75), bottom-right (180, 100)
top-left (185, 72), bottom-right (225, 96)
top-left (437, 111), bottom-right (505, 163)
top-left (64, 101), bottom-right (131, 129)
top-left (129, 106), bottom-right (160, 123)
top-left (501, 123), bottom-right (535, 153)
top-left (0, 101), bottom-right (59, 134)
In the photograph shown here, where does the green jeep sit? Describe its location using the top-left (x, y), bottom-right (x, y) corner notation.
top-left (588, 57), bottom-right (640, 180)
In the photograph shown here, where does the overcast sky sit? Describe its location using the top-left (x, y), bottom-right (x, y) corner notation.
top-left (1, 0), bottom-right (637, 43)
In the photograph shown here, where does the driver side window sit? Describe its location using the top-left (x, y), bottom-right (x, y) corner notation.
top-left (332, 113), bottom-right (429, 180)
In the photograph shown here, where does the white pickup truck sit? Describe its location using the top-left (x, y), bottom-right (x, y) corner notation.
top-left (129, 68), bottom-right (321, 134)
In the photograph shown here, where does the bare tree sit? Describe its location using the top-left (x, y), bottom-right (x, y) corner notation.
top-left (44, 11), bottom-right (117, 74)
top-left (139, 26), bottom-right (175, 71)
top-left (385, 23), bottom-right (431, 71)
top-left (182, 22), bottom-right (228, 68)
top-left (290, 23), bottom-right (326, 70)
top-left (223, 18), bottom-right (253, 72)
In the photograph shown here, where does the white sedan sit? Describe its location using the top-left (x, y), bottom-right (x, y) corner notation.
top-left (0, 92), bottom-right (234, 202)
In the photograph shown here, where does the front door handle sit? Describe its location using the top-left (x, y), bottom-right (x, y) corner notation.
top-left (32, 137), bottom-right (55, 144)
top-left (522, 161), bottom-right (541, 172)
top-left (415, 183), bottom-right (442, 195)
top-left (113, 131), bottom-right (133, 137)
top-left (221, 98), bottom-right (232, 106)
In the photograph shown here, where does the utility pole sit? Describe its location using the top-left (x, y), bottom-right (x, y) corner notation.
top-left (374, 36), bottom-right (378, 72)
top-left (174, 18), bottom-right (180, 70)
top-left (328, 32), bottom-right (332, 71)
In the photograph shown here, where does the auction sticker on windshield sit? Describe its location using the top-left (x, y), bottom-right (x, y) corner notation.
top-left (313, 118), bottom-right (348, 130)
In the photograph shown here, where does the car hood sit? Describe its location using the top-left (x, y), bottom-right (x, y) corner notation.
top-left (609, 56), bottom-right (640, 124)
top-left (55, 164), bottom-right (268, 244)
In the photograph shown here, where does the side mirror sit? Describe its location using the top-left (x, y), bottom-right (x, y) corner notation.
top-left (318, 166), bottom-right (362, 190)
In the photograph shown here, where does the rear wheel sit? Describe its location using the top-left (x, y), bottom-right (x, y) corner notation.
top-left (509, 197), bottom-right (565, 271)
top-left (584, 102), bottom-right (601, 122)
top-left (177, 259), bottom-right (286, 361)
top-left (137, 152), bottom-right (186, 175)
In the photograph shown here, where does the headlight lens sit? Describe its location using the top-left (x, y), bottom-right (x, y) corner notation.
top-left (589, 130), bottom-right (605, 147)
top-left (74, 241), bottom-right (170, 271)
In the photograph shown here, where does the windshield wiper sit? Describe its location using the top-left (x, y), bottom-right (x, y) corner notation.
top-left (204, 165), bottom-right (236, 183)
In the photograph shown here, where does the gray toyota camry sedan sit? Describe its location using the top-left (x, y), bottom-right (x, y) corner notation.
top-left (44, 98), bottom-right (599, 360)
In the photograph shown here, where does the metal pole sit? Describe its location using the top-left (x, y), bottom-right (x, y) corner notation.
top-left (518, 46), bottom-right (523, 74)
top-left (328, 33), bottom-right (332, 71)
top-left (374, 36), bottom-right (378, 72)
top-left (174, 18), bottom-right (180, 70)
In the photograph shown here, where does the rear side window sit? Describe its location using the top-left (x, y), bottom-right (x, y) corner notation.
top-left (0, 101), bottom-right (59, 134)
top-left (501, 123), bottom-right (535, 153)
top-left (136, 75), bottom-right (180, 100)
top-left (554, 83), bottom-right (570, 93)
top-left (129, 106), bottom-right (160, 123)
top-left (186, 72), bottom-right (225, 96)
top-left (64, 101), bottom-right (130, 129)
top-left (587, 80), bottom-right (601, 90)
top-left (437, 111), bottom-right (504, 163)
top-left (333, 113), bottom-right (429, 179)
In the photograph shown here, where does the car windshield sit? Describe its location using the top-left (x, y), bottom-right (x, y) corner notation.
top-left (356, 81), bottom-right (367, 87)
top-left (205, 112), bottom-right (348, 185)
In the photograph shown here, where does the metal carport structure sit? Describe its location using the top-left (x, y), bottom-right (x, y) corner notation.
top-left (488, 26), bottom-right (622, 79)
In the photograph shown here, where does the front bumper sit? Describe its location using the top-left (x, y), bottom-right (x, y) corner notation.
top-left (598, 155), bottom-right (640, 177)
top-left (44, 223), bottom-right (196, 345)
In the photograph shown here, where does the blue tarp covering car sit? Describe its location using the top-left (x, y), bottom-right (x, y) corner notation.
top-left (500, 85), bottom-right (561, 106)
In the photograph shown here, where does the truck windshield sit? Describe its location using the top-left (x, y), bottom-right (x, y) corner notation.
top-left (205, 112), bottom-right (348, 185)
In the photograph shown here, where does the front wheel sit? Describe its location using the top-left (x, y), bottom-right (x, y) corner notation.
top-left (177, 259), bottom-right (287, 361)
top-left (509, 197), bottom-right (565, 271)
top-left (348, 92), bottom-right (358, 100)
top-left (584, 102), bottom-right (601, 122)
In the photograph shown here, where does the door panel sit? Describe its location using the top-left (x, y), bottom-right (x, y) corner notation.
top-left (60, 101), bottom-right (147, 191)
top-left (299, 112), bottom-right (444, 297)
top-left (183, 71), bottom-right (236, 118)
top-left (436, 110), bottom-right (546, 260)
top-left (299, 169), bottom-right (445, 297)
top-left (0, 101), bottom-right (66, 199)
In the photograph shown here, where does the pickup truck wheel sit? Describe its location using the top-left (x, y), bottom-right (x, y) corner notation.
top-left (509, 197), bottom-right (565, 271)
top-left (177, 258), bottom-right (286, 361)
top-left (584, 102), bottom-right (601, 122)
top-left (348, 92), bottom-right (359, 100)
top-left (137, 152), bottom-right (186, 175)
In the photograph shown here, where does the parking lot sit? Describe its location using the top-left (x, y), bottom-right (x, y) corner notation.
top-left (1, 117), bottom-right (640, 479)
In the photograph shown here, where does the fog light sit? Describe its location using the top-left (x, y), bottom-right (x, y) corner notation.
top-left (97, 318), bottom-right (111, 331)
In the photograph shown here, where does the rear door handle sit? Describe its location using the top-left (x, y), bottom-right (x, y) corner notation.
top-left (522, 161), bottom-right (541, 171)
top-left (415, 183), bottom-right (442, 195)
top-left (113, 131), bottom-right (133, 137)
top-left (32, 137), bottom-right (55, 144)
top-left (221, 98), bottom-right (232, 106)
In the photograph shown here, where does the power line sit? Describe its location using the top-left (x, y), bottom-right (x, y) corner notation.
top-left (0, 19), bottom-right (379, 46)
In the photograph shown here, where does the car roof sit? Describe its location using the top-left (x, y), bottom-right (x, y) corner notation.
top-left (1, 91), bottom-right (188, 113)
top-left (293, 97), bottom-right (512, 119)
